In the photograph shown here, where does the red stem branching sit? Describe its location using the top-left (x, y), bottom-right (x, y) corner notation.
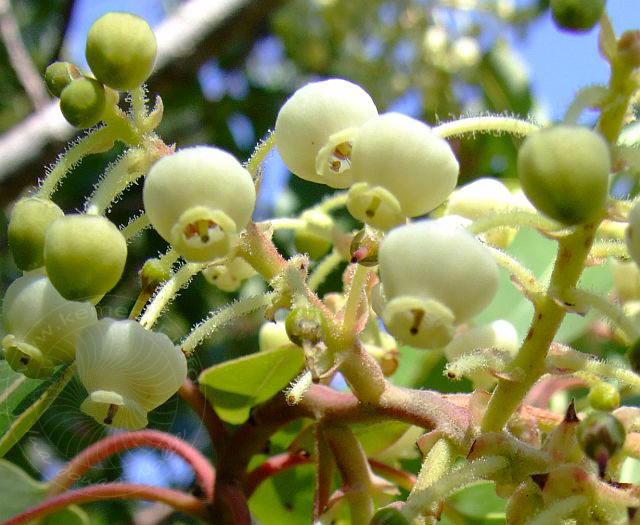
top-left (2, 483), bottom-right (210, 525)
top-left (48, 429), bottom-right (215, 502)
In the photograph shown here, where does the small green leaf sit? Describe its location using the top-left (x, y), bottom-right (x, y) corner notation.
top-left (199, 347), bottom-right (305, 424)
top-left (0, 459), bottom-right (89, 524)
top-left (446, 481), bottom-right (506, 520)
top-left (249, 462), bottom-right (315, 525)
top-left (476, 227), bottom-right (612, 343)
top-left (0, 362), bottom-right (75, 457)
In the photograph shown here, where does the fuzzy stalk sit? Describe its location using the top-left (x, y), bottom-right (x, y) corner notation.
top-left (482, 223), bottom-right (598, 432)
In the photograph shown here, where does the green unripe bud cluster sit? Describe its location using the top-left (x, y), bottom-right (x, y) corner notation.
top-left (85, 12), bottom-right (157, 91)
top-left (60, 76), bottom-right (106, 129)
top-left (517, 125), bottom-right (610, 225)
top-left (550, 0), bottom-right (606, 33)
top-left (44, 214), bottom-right (128, 301)
top-left (8, 197), bottom-right (63, 271)
top-left (44, 61), bottom-right (82, 97)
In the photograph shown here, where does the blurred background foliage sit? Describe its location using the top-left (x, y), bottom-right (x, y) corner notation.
top-left (1, 0), bottom-right (621, 523)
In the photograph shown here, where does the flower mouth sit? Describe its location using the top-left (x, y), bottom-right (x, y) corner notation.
top-left (171, 206), bottom-right (238, 262)
top-left (314, 128), bottom-right (358, 188)
top-left (347, 183), bottom-right (405, 231)
top-left (382, 296), bottom-right (455, 349)
top-left (183, 218), bottom-right (225, 245)
top-left (327, 141), bottom-right (353, 174)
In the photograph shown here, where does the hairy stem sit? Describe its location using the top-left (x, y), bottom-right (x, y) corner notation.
top-left (139, 261), bottom-right (205, 329)
top-left (482, 223), bottom-right (598, 432)
top-left (433, 115), bottom-right (540, 139)
top-left (180, 292), bottom-right (274, 355)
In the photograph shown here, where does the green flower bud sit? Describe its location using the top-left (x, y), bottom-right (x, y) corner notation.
top-left (517, 125), bottom-right (610, 225)
top-left (376, 219), bottom-right (499, 349)
top-left (76, 319), bottom-right (187, 429)
top-left (44, 214), bottom-right (127, 301)
top-left (348, 113), bottom-right (459, 230)
top-left (576, 411), bottom-right (626, 476)
top-left (2, 273), bottom-right (97, 378)
top-left (202, 256), bottom-right (256, 292)
top-left (44, 61), bottom-right (82, 98)
top-left (143, 147), bottom-right (256, 262)
top-left (275, 79), bottom-right (378, 188)
top-left (350, 228), bottom-right (379, 266)
top-left (285, 306), bottom-right (326, 347)
top-left (85, 12), bottom-right (157, 91)
top-left (293, 210), bottom-right (333, 260)
top-left (140, 258), bottom-right (171, 295)
top-left (550, 0), bottom-right (606, 33)
top-left (587, 382), bottom-right (620, 411)
top-left (8, 197), bottom-right (64, 271)
top-left (444, 177), bottom-right (517, 248)
top-left (370, 507), bottom-right (409, 525)
top-left (59, 77), bottom-right (106, 128)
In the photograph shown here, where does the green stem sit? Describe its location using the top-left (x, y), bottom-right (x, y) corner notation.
top-left (318, 191), bottom-right (349, 213)
top-left (568, 287), bottom-right (640, 343)
top-left (467, 210), bottom-right (561, 236)
top-left (309, 250), bottom-right (343, 292)
top-left (37, 127), bottom-right (115, 198)
top-left (180, 292), bottom-right (274, 356)
top-left (324, 425), bottom-right (376, 525)
top-left (432, 115), bottom-right (540, 139)
top-left (121, 213), bottom-right (151, 241)
top-left (341, 264), bottom-right (370, 340)
top-left (589, 241), bottom-right (628, 259)
top-left (129, 86), bottom-right (147, 129)
top-left (139, 262), bottom-right (205, 329)
top-left (85, 148), bottom-right (146, 215)
top-left (481, 223), bottom-right (598, 432)
top-left (246, 131), bottom-right (276, 178)
top-left (402, 456), bottom-right (508, 521)
top-left (485, 244), bottom-right (544, 299)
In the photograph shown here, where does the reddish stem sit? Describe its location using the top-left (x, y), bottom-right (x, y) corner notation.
top-left (368, 459), bottom-right (417, 492)
top-left (216, 483), bottom-right (251, 525)
top-left (178, 377), bottom-right (229, 455)
top-left (48, 429), bottom-right (215, 501)
top-left (244, 451), bottom-right (312, 497)
top-left (314, 424), bottom-right (334, 520)
top-left (2, 483), bottom-right (209, 525)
